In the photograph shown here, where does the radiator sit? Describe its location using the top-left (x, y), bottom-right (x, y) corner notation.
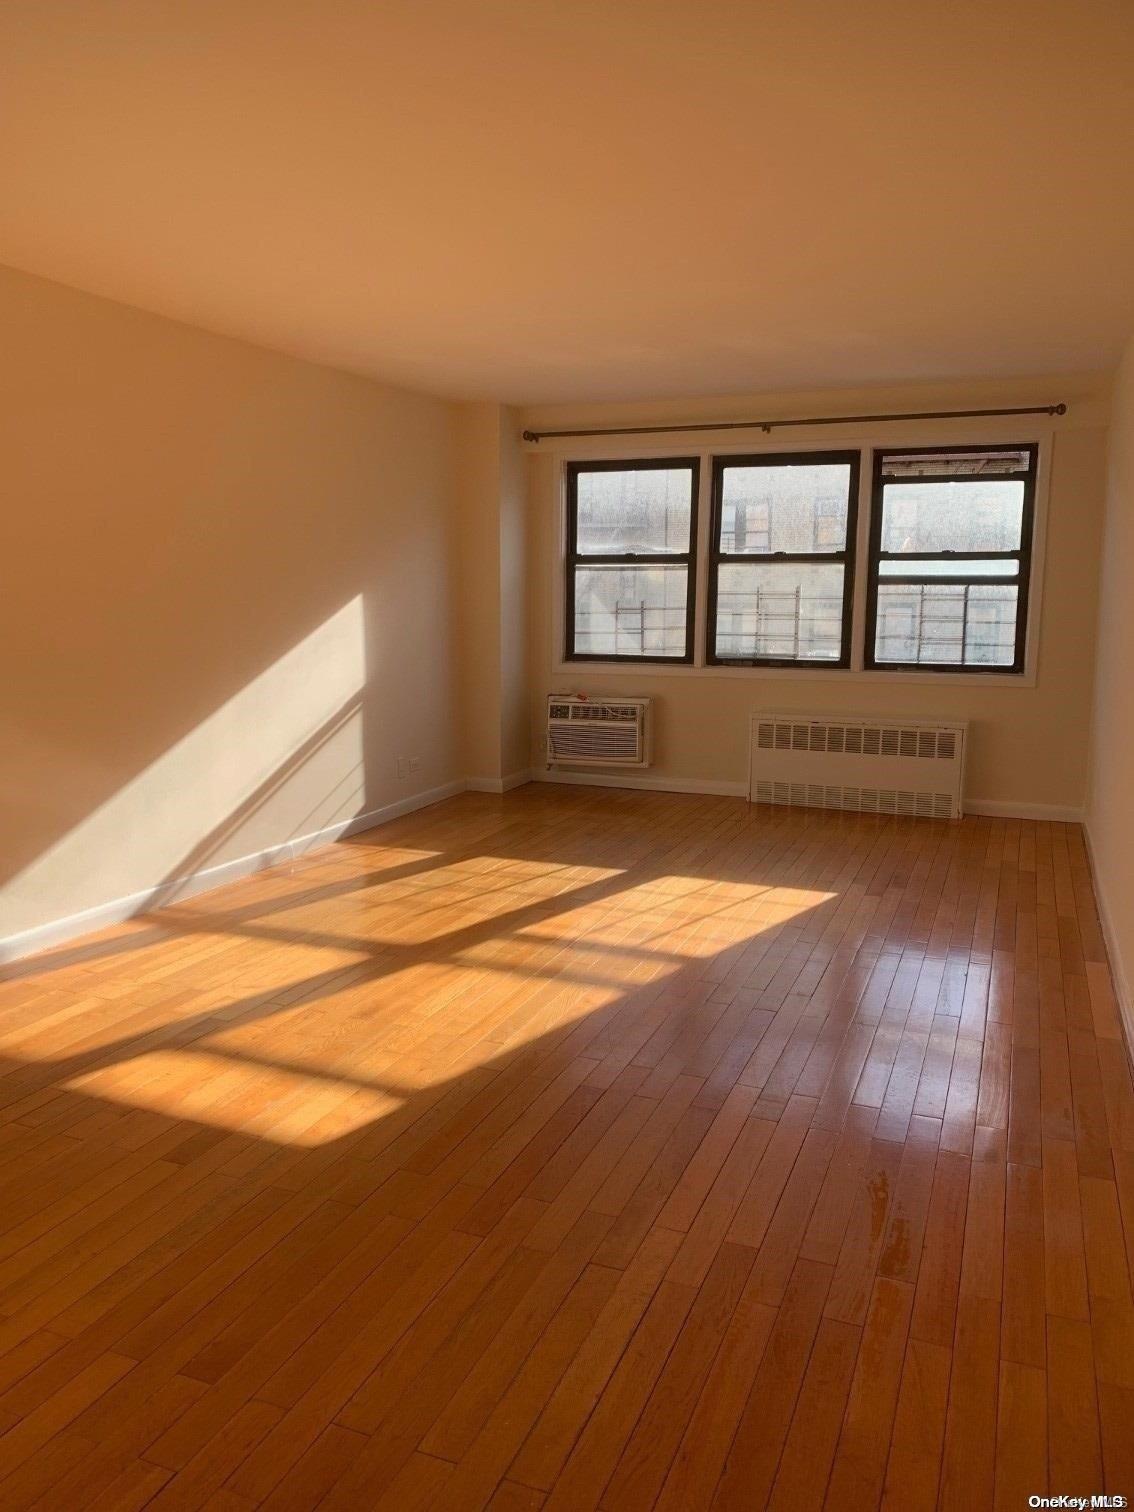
top-left (749, 712), bottom-right (968, 819)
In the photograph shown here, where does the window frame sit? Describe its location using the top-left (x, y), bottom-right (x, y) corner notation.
top-left (563, 456), bottom-right (700, 665)
top-left (706, 449), bottom-right (861, 669)
top-left (863, 441), bottom-right (1039, 676)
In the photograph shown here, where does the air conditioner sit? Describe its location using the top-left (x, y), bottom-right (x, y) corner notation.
top-left (749, 712), bottom-right (967, 819)
top-left (547, 695), bottom-right (651, 768)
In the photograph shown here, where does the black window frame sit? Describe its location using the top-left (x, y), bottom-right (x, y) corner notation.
top-left (564, 456), bottom-right (700, 665)
top-left (706, 449), bottom-right (861, 669)
top-left (864, 442), bottom-right (1038, 676)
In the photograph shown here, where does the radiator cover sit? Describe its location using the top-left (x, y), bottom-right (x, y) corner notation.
top-left (749, 713), bottom-right (968, 820)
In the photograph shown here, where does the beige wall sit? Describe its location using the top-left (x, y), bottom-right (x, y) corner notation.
top-left (1, 264), bottom-right (464, 947)
top-left (457, 402), bottom-right (529, 784)
top-left (0, 264), bottom-right (1117, 963)
top-left (1087, 335), bottom-right (1134, 1026)
top-left (499, 407), bottom-right (531, 779)
top-left (525, 377), bottom-right (1108, 814)
top-left (456, 403), bottom-right (505, 780)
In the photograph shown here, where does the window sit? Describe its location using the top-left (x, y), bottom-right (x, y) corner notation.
top-left (565, 459), bottom-right (699, 662)
top-left (707, 452), bottom-right (859, 667)
top-left (865, 445), bottom-right (1037, 673)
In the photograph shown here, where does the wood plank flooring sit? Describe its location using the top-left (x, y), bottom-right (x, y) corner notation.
top-left (0, 785), bottom-right (1132, 1509)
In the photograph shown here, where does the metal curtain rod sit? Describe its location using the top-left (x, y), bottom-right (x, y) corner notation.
top-left (521, 402), bottom-right (1067, 443)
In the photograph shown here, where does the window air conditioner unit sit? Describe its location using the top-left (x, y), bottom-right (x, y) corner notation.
top-left (749, 712), bottom-right (968, 819)
top-left (547, 695), bottom-right (652, 768)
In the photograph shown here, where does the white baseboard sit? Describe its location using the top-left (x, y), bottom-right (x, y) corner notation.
top-left (0, 778), bottom-right (467, 965)
top-left (1083, 821), bottom-right (1134, 1053)
top-left (964, 799), bottom-right (1085, 823)
top-left (530, 769), bottom-right (749, 798)
top-left (465, 771), bottom-right (532, 794)
top-left (0, 772), bottom-right (1094, 969)
top-left (531, 770), bottom-right (1082, 818)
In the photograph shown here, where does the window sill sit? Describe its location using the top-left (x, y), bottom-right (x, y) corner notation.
top-left (552, 660), bottom-right (1038, 689)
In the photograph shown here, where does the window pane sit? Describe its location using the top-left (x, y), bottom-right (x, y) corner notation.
top-left (573, 564), bottom-right (688, 657)
top-left (575, 468), bottom-right (693, 555)
top-left (874, 583), bottom-right (1019, 666)
top-left (880, 480), bottom-right (1024, 554)
top-left (719, 463), bottom-right (851, 554)
top-left (715, 562), bottom-right (845, 661)
top-left (878, 558), bottom-right (1019, 578)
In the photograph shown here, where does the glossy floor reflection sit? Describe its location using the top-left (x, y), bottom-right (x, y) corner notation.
top-left (0, 786), bottom-right (1130, 1509)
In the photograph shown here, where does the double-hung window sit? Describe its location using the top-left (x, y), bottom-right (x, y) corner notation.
top-left (865, 444), bottom-right (1038, 673)
top-left (559, 441), bottom-right (1041, 674)
top-left (707, 451), bottom-right (859, 667)
top-left (565, 459), bottom-right (699, 663)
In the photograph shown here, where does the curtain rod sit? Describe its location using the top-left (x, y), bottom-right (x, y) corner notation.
top-left (522, 402), bottom-right (1067, 443)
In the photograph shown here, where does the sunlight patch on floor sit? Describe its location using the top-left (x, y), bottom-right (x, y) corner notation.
top-left (35, 869), bottom-right (837, 1145)
top-left (62, 1045), bottom-right (407, 1144)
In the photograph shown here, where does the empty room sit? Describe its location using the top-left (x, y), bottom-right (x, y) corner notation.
top-left (3, 1), bottom-right (1134, 1507)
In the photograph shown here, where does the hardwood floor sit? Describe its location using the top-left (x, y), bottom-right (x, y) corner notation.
top-left (0, 785), bottom-right (1132, 1509)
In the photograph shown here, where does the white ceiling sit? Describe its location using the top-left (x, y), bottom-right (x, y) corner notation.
top-left (2, 0), bottom-right (1133, 404)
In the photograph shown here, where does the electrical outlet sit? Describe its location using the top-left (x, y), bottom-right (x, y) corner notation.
top-left (396, 756), bottom-right (410, 779)
top-left (408, 756), bottom-right (421, 774)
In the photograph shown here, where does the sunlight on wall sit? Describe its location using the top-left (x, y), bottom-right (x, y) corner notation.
top-left (2, 598), bottom-right (366, 937)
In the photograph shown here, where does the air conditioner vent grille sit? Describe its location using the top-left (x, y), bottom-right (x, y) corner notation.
top-left (547, 696), bottom-right (651, 768)
top-left (549, 725), bottom-right (640, 760)
top-left (573, 703), bottom-right (640, 721)
top-left (549, 702), bottom-right (642, 722)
